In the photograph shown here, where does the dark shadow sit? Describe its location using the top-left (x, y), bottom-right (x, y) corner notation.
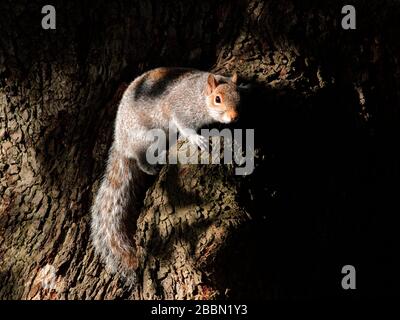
top-left (209, 82), bottom-right (397, 299)
top-left (0, 270), bottom-right (16, 299)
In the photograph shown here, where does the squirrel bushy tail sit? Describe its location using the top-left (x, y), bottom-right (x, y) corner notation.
top-left (91, 144), bottom-right (148, 282)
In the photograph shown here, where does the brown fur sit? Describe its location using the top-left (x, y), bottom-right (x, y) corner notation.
top-left (137, 111), bottom-right (154, 129)
top-left (148, 67), bottom-right (170, 81)
top-left (108, 158), bottom-right (122, 189)
top-left (110, 235), bottom-right (138, 270)
top-left (161, 103), bottom-right (171, 118)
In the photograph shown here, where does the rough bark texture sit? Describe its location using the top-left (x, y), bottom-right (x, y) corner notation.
top-left (0, 0), bottom-right (398, 299)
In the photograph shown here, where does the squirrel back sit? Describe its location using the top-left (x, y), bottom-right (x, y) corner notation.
top-left (91, 67), bottom-right (241, 283)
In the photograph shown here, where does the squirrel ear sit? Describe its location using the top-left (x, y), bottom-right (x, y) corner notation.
top-left (206, 74), bottom-right (218, 95)
top-left (231, 72), bottom-right (238, 84)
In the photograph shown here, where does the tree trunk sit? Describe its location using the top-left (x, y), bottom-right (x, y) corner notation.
top-left (0, 0), bottom-right (398, 299)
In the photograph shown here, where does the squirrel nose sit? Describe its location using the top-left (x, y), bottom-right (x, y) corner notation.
top-left (229, 111), bottom-right (239, 122)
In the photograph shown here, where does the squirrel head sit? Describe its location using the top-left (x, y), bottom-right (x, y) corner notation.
top-left (205, 73), bottom-right (240, 124)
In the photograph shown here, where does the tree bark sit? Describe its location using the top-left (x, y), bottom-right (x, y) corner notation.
top-left (1, 0), bottom-right (398, 299)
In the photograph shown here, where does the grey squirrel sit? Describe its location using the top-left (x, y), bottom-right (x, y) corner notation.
top-left (90, 67), bottom-right (241, 281)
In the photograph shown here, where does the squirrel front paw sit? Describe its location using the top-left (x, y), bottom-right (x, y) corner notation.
top-left (188, 134), bottom-right (208, 151)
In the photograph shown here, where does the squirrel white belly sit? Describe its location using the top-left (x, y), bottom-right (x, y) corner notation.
top-left (90, 67), bottom-right (241, 282)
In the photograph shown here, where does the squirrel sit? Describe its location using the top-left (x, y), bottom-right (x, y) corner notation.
top-left (90, 67), bottom-right (241, 282)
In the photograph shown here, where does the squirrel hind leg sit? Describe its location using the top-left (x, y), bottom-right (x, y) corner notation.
top-left (135, 149), bottom-right (162, 175)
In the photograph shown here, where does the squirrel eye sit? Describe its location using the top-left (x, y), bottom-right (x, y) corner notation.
top-left (215, 96), bottom-right (221, 104)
